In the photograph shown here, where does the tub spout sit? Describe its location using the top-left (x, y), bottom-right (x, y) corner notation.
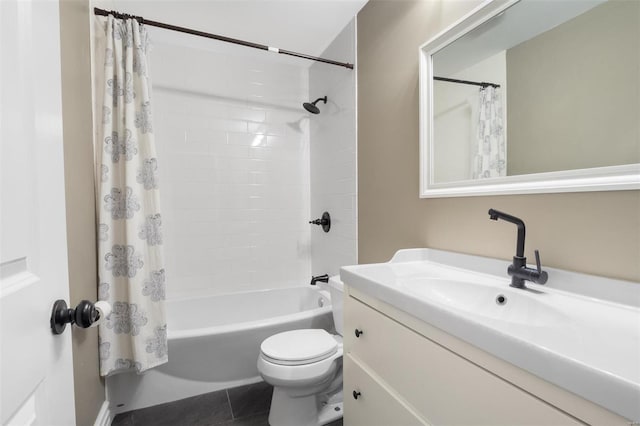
top-left (310, 274), bottom-right (329, 286)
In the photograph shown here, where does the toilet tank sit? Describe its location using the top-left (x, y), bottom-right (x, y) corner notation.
top-left (328, 276), bottom-right (344, 336)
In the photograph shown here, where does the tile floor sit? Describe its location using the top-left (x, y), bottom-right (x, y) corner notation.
top-left (111, 381), bottom-right (343, 426)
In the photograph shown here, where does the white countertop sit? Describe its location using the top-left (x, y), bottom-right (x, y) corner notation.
top-left (340, 248), bottom-right (640, 421)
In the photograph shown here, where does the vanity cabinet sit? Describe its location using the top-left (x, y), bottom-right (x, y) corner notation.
top-left (343, 286), bottom-right (627, 426)
top-left (344, 355), bottom-right (425, 426)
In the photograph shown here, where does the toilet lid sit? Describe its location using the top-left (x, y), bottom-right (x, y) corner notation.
top-left (260, 329), bottom-right (338, 366)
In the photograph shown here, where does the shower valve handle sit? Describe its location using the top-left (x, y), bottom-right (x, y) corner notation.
top-left (309, 212), bottom-right (331, 233)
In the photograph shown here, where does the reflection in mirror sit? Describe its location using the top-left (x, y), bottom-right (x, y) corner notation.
top-left (430, 0), bottom-right (639, 185)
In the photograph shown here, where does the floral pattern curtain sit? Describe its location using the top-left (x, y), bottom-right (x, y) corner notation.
top-left (96, 16), bottom-right (167, 376)
top-left (472, 86), bottom-right (506, 179)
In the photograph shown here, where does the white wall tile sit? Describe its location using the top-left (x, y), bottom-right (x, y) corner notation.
top-left (152, 39), bottom-right (311, 300)
top-left (150, 21), bottom-right (357, 300)
top-left (309, 19), bottom-right (358, 276)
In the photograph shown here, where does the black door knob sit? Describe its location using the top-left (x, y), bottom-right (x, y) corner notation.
top-left (355, 328), bottom-right (364, 338)
top-left (50, 299), bottom-right (99, 335)
top-left (352, 390), bottom-right (361, 400)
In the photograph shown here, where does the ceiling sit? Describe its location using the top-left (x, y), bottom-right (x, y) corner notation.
top-left (433, 0), bottom-right (605, 75)
top-left (93, 0), bottom-right (368, 60)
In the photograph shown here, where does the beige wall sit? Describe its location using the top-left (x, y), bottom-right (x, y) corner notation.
top-left (59, 0), bottom-right (105, 424)
top-left (506, 0), bottom-right (640, 175)
top-left (357, 0), bottom-right (640, 283)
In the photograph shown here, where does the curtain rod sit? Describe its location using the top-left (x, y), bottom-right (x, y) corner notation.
top-left (434, 76), bottom-right (500, 89)
top-left (94, 8), bottom-right (354, 70)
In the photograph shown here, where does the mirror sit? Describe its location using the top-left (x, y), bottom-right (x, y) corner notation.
top-left (419, 0), bottom-right (640, 197)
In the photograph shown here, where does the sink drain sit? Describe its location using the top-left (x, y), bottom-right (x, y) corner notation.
top-left (495, 294), bottom-right (507, 305)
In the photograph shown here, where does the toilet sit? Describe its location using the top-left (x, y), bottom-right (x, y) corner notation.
top-left (257, 276), bottom-right (344, 426)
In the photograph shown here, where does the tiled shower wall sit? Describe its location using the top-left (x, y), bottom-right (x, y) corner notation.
top-left (309, 20), bottom-right (358, 276)
top-left (150, 31), bottom-right (312, 299)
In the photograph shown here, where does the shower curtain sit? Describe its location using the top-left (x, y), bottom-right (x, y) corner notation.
top-left (472, 86), bottom-right (506, 179)
top-left (95, 16), bottom-right (168, 376)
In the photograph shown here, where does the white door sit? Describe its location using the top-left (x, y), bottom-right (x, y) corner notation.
top-left (0, 0), bottom-right (76, 424)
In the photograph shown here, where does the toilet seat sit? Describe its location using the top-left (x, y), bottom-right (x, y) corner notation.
top-left (258, 342), bottom-right (343, 390)
top-left (260, 329), bottom-right (338, 366)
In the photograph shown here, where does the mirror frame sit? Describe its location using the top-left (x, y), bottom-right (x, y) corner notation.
top-left (418, 0), bottom-right (640, 198)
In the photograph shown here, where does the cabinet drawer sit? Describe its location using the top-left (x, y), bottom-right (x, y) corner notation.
top-left (344, 354), bottom-right (427, 426)
top-left (345, 295), bottom-right (581, 425)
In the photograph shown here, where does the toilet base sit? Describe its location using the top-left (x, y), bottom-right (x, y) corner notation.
top-left (267, 387), bottom-right (343, 426)
top-left (317, 401), bottom-right (343, 426)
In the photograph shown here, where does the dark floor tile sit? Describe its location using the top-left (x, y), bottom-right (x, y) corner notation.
top-left (216, 412), bottom-right (270, 426)
top-left (111, 411), bottom-right (135, 426)
top-left (127, 390), bottom-right (232, 426)
top-left (227, 381), bottom-right (273, 420)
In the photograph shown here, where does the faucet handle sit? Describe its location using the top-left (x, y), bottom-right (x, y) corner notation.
top-left (534, 250), bottom-right (549, 284)
top-left (534, 250), bottom-right (542, 273)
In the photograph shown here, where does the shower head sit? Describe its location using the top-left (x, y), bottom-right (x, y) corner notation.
top-left (303, 96), bottom-right (327, 114)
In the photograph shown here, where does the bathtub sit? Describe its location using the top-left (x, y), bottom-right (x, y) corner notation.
top-left (107, 286), bottom-right (334, 414)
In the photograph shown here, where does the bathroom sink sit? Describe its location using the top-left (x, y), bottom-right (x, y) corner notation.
top-left (340, 249), bottom-right (640, 421)
top-left (397, 277), bottom-right (568, 328)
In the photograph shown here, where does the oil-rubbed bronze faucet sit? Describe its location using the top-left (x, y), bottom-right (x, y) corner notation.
top-left (310, 274), bottom-right (329, 286)
top-left (488, 209), bottom-right (548, 289)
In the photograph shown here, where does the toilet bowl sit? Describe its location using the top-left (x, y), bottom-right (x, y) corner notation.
top-left (257, 277), bottom-right (344, 426)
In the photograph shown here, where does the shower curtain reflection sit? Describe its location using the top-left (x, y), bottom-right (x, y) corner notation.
top-left (472, 86), bottom-right (506, 179)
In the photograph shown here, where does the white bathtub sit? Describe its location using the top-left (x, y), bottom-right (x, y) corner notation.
top-left (107, 286), bottom-right (334, 414)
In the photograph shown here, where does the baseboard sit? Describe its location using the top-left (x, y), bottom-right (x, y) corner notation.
top-left (94, 401), bottom-right (111, 426)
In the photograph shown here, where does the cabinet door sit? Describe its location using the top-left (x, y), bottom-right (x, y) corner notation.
top-left (344, 354), bottom-right (427, 426)
top-left (345, 296), bottom-right (582, 426)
